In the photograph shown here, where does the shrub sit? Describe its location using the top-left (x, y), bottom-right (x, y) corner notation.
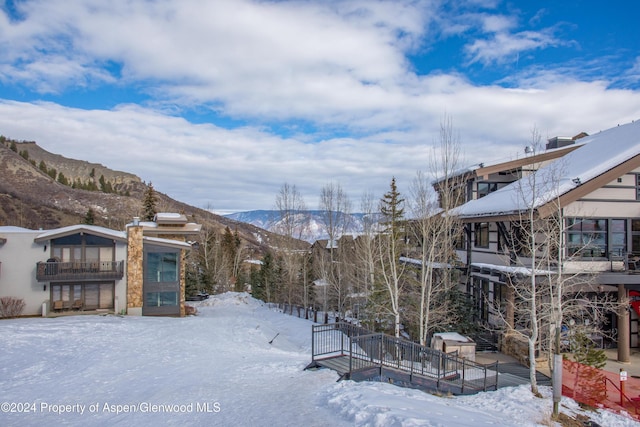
top-left (0, 297), bottom-right (26, 318)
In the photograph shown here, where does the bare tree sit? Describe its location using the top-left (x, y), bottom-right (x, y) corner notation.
top-left (274, 183), bottom-right (311, 307)
top-left (193, 226), bottom-right (231, 294)
top-left (274, 183), bottom-right (310, 242)
top-left (377, 177), bottom-right (406, 337)
top-left (353, 191), bottom-right (380, 323)
top-left (316, 182), bottom-right (353, 316)
top-left (501, 127), bottom-right (620, 406)
top-left (408, 118), bottom-right (465, 345)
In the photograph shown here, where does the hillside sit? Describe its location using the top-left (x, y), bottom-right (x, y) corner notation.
top-left (0, 137), bottom-right (307, 254)
top-left (225, 209), bottom-right (371, 242)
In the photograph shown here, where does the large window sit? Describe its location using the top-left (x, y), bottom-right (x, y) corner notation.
top-left (566, 218), bottom-right (626, 258)
top-left (477, 182), bottom-right (508, 199)
top-left (143, 247), bottom-right (181, 316)
top-left (146, 252), bottom-right (178, 283)
top-left (51, 234), bottom-right (114, 263)
top-left (51, 283), bottom-right (114, 311)
top-left (474, 222), bottom-right (490, 248)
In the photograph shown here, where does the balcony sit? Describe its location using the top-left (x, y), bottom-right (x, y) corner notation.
top-left (36, 260), bottom-right (125, 282)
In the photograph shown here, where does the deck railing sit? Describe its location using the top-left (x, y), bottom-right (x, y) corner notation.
top-left (36, 260), bottom-right (125, 282)
top-left (311, 322), bottom-right (498, 394)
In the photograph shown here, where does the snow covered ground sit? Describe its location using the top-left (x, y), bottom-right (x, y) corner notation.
top-left (0, 292), bottom-right (638, 426)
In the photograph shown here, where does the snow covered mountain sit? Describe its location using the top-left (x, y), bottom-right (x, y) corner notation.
top-left (224, 210), bottom-right (373, 242)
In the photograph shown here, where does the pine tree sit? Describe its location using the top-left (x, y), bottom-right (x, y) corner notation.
top-left (380, 177), bottom-right (405, 237)
top-left (377, 176), bottom-right (406, 337)
top-left (57, 172), bottom-right (69, 186)
top-left (142, 182), bottom-right (158, 221)
top-left (83, 208), bottom-right (95, 225)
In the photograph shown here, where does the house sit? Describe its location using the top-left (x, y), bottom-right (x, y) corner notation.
top-left (0, 213), bottom-right (201, 317)
top-left (447, 120), bottom-right (640, 362)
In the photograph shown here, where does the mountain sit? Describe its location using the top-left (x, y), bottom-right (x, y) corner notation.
top-left (224, 210), bottom-right (372, 242)
top-left (0, 137), bottom-right (307, 254)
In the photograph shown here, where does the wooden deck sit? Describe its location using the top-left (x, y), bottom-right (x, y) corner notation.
top-left (306, 323), bottom-right (504, 395)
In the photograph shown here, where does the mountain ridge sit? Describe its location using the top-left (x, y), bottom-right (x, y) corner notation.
top-left (0, 137), bottom-right (308, 254)
top-left (225, 209), bottom-right (370, 242)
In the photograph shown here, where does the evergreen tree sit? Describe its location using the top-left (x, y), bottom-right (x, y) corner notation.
top-left (9, 141), bottom-right (17, 152)
top-left (83, 208), bottom-right (96, 225)
top-left (142, 182), bottom-right (158, 221)
top-left (57, 172), bottom-right (69, 186)
top-left (380, 177), bottom-right (405, 237)
top-left (570, 331), bottom-right (607, 369)
top-left (255, 252), bottom-right (280, 302)
top-left (377, 177), bottom-right (406, 337)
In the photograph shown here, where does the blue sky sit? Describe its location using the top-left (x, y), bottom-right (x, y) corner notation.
top-left (0, 0), bottom-right (639, 214)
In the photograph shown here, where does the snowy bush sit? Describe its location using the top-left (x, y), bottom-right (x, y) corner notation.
top-left (0, 296), bottom-right (26, 318)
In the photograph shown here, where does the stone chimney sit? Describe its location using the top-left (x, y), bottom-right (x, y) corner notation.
top-left (126, 220), bottom-right (144, 315)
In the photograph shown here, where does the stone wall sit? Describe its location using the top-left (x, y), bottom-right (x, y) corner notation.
top-left (500, 332), bottom-right (548, 366)
top-left (126, 225), bottom-right (143, 314)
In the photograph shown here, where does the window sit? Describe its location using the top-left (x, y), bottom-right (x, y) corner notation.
top-left (632, 220), bottom-right (640, 255)
top-left (566, 218), bottom-right (607, 257)
top-left (636, 174), bottom-right (640, 201)
top-left (610, 219), bottom-right (626, 256)
top-left (145, 292), bottom-right (178, 307)
top-left (477, 182), bottom-right (508, 199)
top-left (51, 233), bottom-right (115, 263)
top-left (50, 283), bottom-right (114, 310)
top-left (474, 223), bottom-right (489, 248)
top-left (454, 225), bottom-right (466, 250)
top-left (511, 221), bottom-right (531, 256)
top-left (146, 252), bottom-right (179, 283)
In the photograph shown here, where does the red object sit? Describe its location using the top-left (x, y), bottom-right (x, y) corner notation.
top-left (630, 291), bottom-right (640, 317)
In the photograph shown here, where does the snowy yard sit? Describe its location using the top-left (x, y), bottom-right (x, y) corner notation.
top-left (0, 292), bottom-right (638, 426)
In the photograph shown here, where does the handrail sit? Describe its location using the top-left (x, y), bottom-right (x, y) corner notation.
top-left (311, 322), bottom-right (498, 394)
top-left (603, 376), bottom-right (640, 414)
top-left (36, 260), bottom-right (125, 281)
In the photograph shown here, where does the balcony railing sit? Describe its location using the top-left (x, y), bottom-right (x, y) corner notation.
top-left (36, 260), bottom-right (125, 282)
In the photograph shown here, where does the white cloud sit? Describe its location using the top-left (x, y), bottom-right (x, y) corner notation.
top-left (0, 1), bottom-right (639, 212)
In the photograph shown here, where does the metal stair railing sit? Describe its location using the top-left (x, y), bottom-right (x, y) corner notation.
top-left (311, 322), bottom-right (499, 394)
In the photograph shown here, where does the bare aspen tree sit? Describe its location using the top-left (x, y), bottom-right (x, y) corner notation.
top-left (377, 177), bottom-right (406, 337)
top-left (317, 182), bottom-right (352, 316)
top-left (274, 183), bottom-right (310, 242)
top-left (409, 117), bottom-right (465, 345)
top-left (194, 225), bottom-right (231, 294)
top-left (274, 183), bottom-right (311, 307)
top-left (354, 191), bottom-right (379, 312)
top-left (503, 127), bottom-right (620, 403)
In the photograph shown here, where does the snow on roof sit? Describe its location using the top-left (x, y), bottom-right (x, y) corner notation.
top-left (0, 226), bottom-right (41, 233)
top-left (471, 262), bottom-right (556, 276)
top-left (156, 212), bottom-right (183, 219)
top-left (452, 120), bottom-right (640, 219)
top-left (34, 224), bottom-right (126, 242)
top-left (143, 236), bottom-right (192, 249)
top-left (433, 332), bottom-right (471, 342)
top-left (434, 139), bottom-right (585, 184)
top-left (399, 256), bottom-right (451, 269)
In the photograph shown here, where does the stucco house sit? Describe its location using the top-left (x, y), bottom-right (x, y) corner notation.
top-left (447, 120), bottom-right (640, 362)
top-left (0, 213), bottom-right (201, 317)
